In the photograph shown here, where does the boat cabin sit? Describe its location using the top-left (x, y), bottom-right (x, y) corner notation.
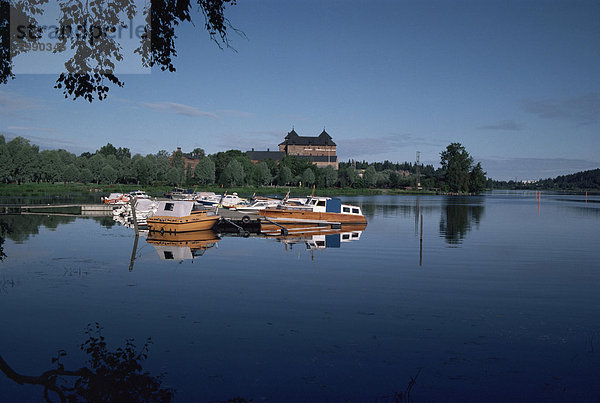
top-left (306, 197), bottom-right (363, 216)
top-left (154, 200), bottom-right (216, 218)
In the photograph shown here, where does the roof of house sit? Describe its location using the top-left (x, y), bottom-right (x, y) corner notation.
top-left (246, 150), bottom-right (285, 161)
top-left (279, 129), bottom-right (336, 146)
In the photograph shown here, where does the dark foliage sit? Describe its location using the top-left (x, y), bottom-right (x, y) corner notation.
top-left (491, 168), bottom-right (600, 191)
top-left (1, 0), bottom-right (239, 101)
top-left (0, 323), bottom-right (173, 402)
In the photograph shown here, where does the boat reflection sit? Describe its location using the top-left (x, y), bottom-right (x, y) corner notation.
top-left (146, 230), bottom-right (220, 261)
top-left (260, 223), bottom-right (366, 251)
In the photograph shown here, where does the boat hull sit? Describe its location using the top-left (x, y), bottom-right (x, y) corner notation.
top-left (146, 213), bottom-right (220, 233)
top-left (259, 209), bottom-right (367, 224)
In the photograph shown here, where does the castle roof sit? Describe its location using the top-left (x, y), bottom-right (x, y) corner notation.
top-left (279, 129), bottom-right (336, 146)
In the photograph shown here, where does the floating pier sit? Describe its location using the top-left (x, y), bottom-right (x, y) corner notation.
top-left (0, 204), bottom-right (113, 216)
top-left (212, 208), bottom-right (342, 236)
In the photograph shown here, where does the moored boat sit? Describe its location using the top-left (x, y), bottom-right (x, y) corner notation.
top-left (102, 193), bottom-right (129, 205)
top-left (259, 196), bottom-right (366, 224)
top-left (234, 197), bottom-right (282, 213)
top-left (128, 190), bottom-right (151, 199)
top-left (219, 193), bottom-right (248, 208)
top-left (146, 201), bottom-right (220, 233)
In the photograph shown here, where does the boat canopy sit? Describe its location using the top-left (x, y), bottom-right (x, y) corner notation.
top-left (135, 198), bottom-right (156, 211)
top-left (155, 201), bottom-right (194, 217)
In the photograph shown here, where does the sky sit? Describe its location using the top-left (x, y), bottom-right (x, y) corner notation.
top-left (1, 0), bottom-right (599, 180)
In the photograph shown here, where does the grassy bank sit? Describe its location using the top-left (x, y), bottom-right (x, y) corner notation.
top-left (0, 183), bottom-right (437, 198)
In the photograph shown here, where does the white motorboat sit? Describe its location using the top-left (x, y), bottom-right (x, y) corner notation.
top-left (234, 197), bottom-right (283, 213)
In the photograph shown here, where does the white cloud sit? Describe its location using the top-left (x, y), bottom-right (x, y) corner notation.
top-left (521, 93), bottom-right (600, 125)
top-left (340, 133), bottom-right (443, 159)
top-left (477, 120), bottom-right (524, 131)
top-left (140, 102), bottom-right (218, 118)
top-left (7, 125), bottom-right (57, 134)
top-left (0, 90), bottom-right (46, 117)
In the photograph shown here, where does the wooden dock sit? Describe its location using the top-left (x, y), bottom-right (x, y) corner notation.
top-left (0, 204), bottom-right (113, 216)
top-left (213, 208), bottom-right (340, 236)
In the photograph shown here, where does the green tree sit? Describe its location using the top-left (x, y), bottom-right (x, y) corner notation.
top-left (345, 165), bottom-right (358, 187)
top-left (277, 166), bottom-right (292, 186)
top-left (148, 153), bottom-right (170, 183)
top-left (5, 137), bottom-right (39, 184)
top-left (363, 166), bottom-right (377, 188)
top-left (221, 159), bottom-right (245, 186)
top-left (88, 154), bottom-right (107, 183)
top-left (194, 156), bottom-right (216, 185)
top-left (323, 165), bottom-right (338, 187)
top-left (100, 165), bottom-right (117, 184)
top-left (79, 168), bottom-right (93, 183)
top-left (440, 143), bottom-right (474, 193)
top-left (166, 167), bottom-right (185, 186)
top-left (302, 167), bottom-right (315, 186)
top-left (255, 162), bottom-right (272, 186)
top-left (190, 148), bottom-right (205, 157)
top-left (38, 150), bottom-right (63, 183)
top-left (97, 143), bottom-right (118, 157)
top-left (62, 164), bottom-right (79, 183)
top-left (132, 155), bottom-right (152, 185)
top-left (0, 138), bottom-right (12, 183)
top-left (469, 162), bottom-right (487, 193)
top-left (170, 150), bottom-right (185, 170)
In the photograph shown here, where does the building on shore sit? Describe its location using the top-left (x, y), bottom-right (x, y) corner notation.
top-left (246, 149), bottom-right (285, 164)
top-left (248, 128), bottom-right (338, 169)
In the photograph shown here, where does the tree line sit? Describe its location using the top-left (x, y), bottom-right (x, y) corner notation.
top-left (0, 135), bottom-right (487, 193)
top-left (490, 168), bottom-right (600, 191)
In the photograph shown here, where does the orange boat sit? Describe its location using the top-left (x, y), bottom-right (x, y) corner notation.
top-left (259, 197), bottom-right (366, 225)
top-left (146, 201), bottom-right (220, 233)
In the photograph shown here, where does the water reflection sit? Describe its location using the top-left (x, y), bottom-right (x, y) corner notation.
top-left (0, 323), bottom-right (173, 402)
top-left (0, 214), bottom-right (77, 243)
top-left (0, 214), bottom-right (116, 249)
top-left (144, 223), bottom-right (367, 262)
top-left (439, 197), bottom-right (485, 245)
top-left (261, 223), bottom-right (366, 254)
top-left (146, 230), bottom-right (220, 261)
top-left (0, 220), bottom-right (7, 261)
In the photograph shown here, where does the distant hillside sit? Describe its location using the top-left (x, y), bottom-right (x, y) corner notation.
top-left (553, 169), bottom-right (600, 189)
top-left (492, 168), bottom-right (600, 190)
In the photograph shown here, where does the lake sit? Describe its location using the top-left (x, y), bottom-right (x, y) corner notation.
top-left (0, 192), bottom-right (598, 401)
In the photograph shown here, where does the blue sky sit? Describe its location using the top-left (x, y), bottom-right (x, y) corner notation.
top-left (1, 0), bottom-right (599, 180)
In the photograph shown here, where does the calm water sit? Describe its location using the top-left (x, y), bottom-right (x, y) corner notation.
top-left (0, 192), bottom-right (599, 401)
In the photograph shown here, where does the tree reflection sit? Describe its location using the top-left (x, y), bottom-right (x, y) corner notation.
top-left (0, 214), bottom-right (76, 243)
top-left (0, 220), bottom-right (7, 260)
top-left (439, 198), bottom-right (485, 245)
top-left (0, 323), bottom-right (173, 402)
top-left (92, 215), bottom-right (117, 229)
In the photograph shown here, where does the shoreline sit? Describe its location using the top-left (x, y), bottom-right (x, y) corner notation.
top-left (0, 183), bottom-right (597, 200)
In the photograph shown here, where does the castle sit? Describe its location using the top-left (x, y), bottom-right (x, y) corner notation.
top-left (247, 128), bottom-right (338, 169)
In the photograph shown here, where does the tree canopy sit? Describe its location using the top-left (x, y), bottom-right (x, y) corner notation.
top-left (0, 135), bottom-right (499, 193)
top-left (0, 0), bottom-right (239, 101)
top-left (439, 143), bottom-right (486, 193)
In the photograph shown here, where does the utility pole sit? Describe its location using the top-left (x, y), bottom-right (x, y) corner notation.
top-left (416, 151), bottom-right (421, 189)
